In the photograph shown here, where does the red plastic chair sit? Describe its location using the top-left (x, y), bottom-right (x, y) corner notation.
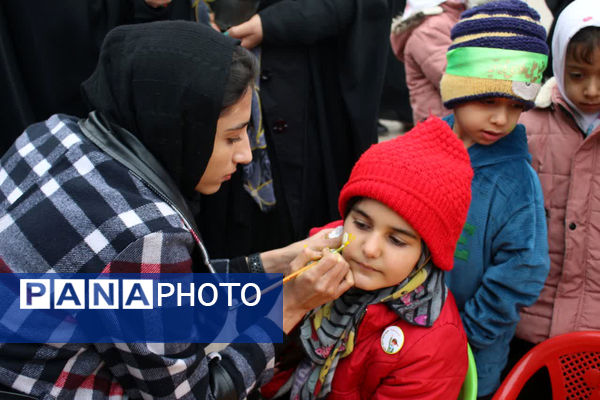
top-left (493, 331), bottom-right (600, 400)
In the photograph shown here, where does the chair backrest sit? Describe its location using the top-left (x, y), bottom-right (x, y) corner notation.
top-left (492, 331), bottom-right (600, 400)
top-left (458, 344), bottom-right (478, 400)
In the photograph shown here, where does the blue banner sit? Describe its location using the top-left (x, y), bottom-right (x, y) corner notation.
top-left (0, 273), bottom-right (283, 343)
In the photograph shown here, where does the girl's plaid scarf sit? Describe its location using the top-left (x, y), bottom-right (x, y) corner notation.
top-left (289, 249), bottom-right (447, 400)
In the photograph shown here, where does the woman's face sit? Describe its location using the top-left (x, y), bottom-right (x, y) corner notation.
top-left (195, 88), bottom-right (253, 194)
top-left (342, 198), bottom-right (423, 291)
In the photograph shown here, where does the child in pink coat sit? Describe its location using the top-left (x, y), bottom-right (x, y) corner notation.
top-left (515, 0), bottom-right (600, 361)
top-left (390, 0), bottom-right (492, 123)
top-left (509, 1), bottom-right (600, 396)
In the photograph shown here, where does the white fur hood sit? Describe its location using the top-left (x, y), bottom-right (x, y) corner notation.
top-left (391, 0), bottom-right (493, 35)
top-left (534, 77), bottom-right (556, 109)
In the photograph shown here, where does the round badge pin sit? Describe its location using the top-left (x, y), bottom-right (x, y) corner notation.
top-left (381, 326), bottom-right (404, 355)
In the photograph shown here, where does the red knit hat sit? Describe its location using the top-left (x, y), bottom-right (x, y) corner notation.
top-left (338, 116), bottom-right (473, 271)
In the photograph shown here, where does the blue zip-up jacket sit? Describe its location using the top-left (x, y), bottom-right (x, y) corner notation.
top-left (443, 115), bottom-right (550, 396)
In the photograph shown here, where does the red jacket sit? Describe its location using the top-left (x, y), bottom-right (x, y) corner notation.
top-left (326, 294), bottom-right (467, 400)
top-left (266, 222), bottom-right (469, 399)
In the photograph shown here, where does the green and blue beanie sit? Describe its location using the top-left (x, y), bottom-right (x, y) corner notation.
top-left (440, 0), bottom-right (549, 109)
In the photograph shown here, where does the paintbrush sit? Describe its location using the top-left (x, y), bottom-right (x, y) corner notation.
top-left (282, 231), bottom-right (353, 285)
top-left (228, 231), bottom-right (353, 310)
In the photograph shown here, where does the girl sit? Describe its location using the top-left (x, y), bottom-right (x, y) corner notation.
top-left (263, 116), bottom-right (474, 399)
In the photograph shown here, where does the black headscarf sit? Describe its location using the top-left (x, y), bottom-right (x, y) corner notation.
top-left (81, 21), bottom-right (238, 197)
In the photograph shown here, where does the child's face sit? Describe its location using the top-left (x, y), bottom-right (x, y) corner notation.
top-left (453, 98), bottom-right (525, 148)
top-left (342, 198), bottom-right (422, 291)
top-left (564, 46), bottom-right (600, 115)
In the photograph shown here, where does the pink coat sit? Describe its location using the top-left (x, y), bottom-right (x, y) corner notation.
top-left (517, 79), bottom-right (600, 344)
top-left (390, 0), bottom-right (464, 122)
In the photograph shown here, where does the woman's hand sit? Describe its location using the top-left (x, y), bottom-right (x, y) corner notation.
top-left (208, 11), bottom-right (221, 32)
top-left (144, 0), bottom-right (171, 8)
top-left (227, 15), bottom-right (263, 49)
top-left (260, 227), bottom-right (344, 275)
top-left (282, 248), bottom-right (354, 333)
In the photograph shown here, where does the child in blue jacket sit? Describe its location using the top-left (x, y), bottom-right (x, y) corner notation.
top-left (440, 0), bottom-right (551, 397)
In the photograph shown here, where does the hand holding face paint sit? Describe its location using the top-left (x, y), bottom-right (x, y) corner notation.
top-left (282, 242), bottom-right (354, 331)
top-left (258, 226), bottom-right (345, 276)
top-left (283, 230), bottom-right (353, 284)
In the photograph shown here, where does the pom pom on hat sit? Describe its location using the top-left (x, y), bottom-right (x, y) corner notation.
top-left (440, 0), bottom-right (549, 109)
top-left (338, 116), bottom-right (473, 271)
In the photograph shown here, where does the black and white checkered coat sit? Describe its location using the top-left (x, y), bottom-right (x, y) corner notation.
top-left (0, 114), bottom-right (275, 399)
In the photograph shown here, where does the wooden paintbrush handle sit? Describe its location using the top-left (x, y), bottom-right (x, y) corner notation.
top-left (282, 259), bottom-right (318, 284)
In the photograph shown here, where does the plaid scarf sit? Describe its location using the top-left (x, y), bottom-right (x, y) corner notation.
top-left (289, 250), bottom-right (447, 400)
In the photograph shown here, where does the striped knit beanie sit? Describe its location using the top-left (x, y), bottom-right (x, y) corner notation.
top-left (440, 0), bottom-right (549, 109)
top-left (338, 116), bottom-right (473, 271)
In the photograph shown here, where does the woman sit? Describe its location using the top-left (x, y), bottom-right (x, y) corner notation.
top-left (0, 21), bottom-right (352, 399)
top-left (199, 0), bottom-right (390, 259)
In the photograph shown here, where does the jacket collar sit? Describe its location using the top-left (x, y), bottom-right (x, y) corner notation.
top-left (78, 111), bottom-right (213, 272)
top-left (359, 304), bottom-right (403, 337)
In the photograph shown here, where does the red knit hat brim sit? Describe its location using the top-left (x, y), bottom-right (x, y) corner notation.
top-left (339, 180), bottom-right (457, 270)
top-left (338, 116), bottom-right (473, 271)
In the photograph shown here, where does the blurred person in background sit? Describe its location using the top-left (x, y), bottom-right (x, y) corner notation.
top-left (0, 0), bottom-right (198, 156)
top-left (198, 0), bottom-right (391, 260)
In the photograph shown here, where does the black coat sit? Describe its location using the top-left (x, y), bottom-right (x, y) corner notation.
top-left (0, 0), bottom-right (194, 156)
top-left (544, 0), bottom-right (573, 16)
top-left (199, 0), bottom-right (390, 258)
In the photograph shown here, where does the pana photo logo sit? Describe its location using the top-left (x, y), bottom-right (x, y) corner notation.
top-left (20, 278), bottom-right (262, 310)
top-left (0, 273), bottom-right (283, 343)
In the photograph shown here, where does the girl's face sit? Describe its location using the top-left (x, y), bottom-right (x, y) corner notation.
top-left (342, 198), bottom-right (422, 291)
top-left (564, 46), bottom-right (600, 115)
top-left (195, 88), bottom-right (253, 194)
